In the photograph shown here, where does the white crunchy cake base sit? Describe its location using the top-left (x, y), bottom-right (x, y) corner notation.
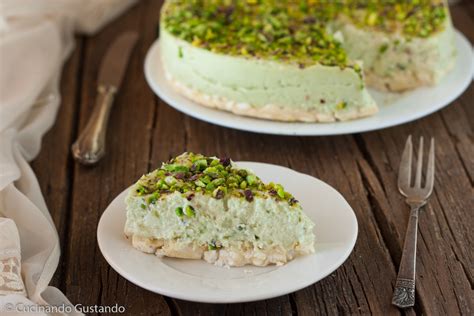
top-left (364, 60), bottom-right (455, 92)
top-left (126, 233), bottom-right (311, 267)
top-left (165, 70), bottom-right (378, 123)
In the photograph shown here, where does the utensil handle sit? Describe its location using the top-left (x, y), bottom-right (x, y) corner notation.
top-left (71, 85), bottom-right (116, 165)
top-left (392, 205), bottom-right (420, 308)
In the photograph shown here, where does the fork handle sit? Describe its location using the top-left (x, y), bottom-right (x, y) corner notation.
top-left (392, 205), bottom-right (420, 308)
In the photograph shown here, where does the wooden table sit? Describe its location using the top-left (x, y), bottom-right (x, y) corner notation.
top-left (31, 1), bottom-right (473, 315)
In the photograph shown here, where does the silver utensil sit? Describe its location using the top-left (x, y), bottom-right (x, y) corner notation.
top-left (392, 136), bottom-right (435, 308)
top-left (71, 31), bottom-right (138, 165)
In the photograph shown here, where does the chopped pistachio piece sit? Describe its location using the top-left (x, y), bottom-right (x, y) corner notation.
top-left (136, 185), bottom-right (147, 196)
top-left (175, 207), bottom-right (184, 217)
top-left (246, 175), bottom-right (257, 186)
top-left (205, 182), bottom-right (216, 191)
top-left (164, 164), bottom-right (189, 173)
top-left (203, 167), bottom-right (219, 178)
top-left (185, 205), bottom-right (195, 217)
top-left (208, 242), bottom-right (217, 250)
top-left (147, 192), bottom-right (160, 204)
top-left (194, 159), bottom-right (208, 171)
top-left (195, 180), bottom-right (206, 187)
top-left (379, 43), bottom-right (389, 54)
top-left (275, 184), bottom-right (286, 199)
top-left (208, 244), bottom-right (217, 251)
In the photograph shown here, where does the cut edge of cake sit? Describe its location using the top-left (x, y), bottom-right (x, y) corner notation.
top-left (337, 13), bottom-right (456, 92)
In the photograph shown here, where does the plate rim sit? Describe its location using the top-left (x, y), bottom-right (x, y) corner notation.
top-left (144, 29), bottom-right (473, 136)
top-left (97, 161), bottom-right (358, 303)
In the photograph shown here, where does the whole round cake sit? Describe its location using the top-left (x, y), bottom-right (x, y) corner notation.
top-left (159, 0), bottom-right (456, 122)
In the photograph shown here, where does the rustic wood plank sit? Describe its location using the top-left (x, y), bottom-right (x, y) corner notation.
top-left (444, 5), bottom-right (474, 183)
top-left (451, 3), bottom-right (474, 42)
top-left (62, 1), bottom-right (171, 314)
top-left (30, 40), bottom-right (83, 289)
top-left (459, 0), bottom-right (474, 21)
top-left (357, 111), bottom-right (474, 315)
top-left (448, 4), bottom-right (474, 134)
top-left (458, 82), bottom-right (474, 132)
top-left (439, 94), bottom-right (474, 183)
top-left (173, 296), bottom-right (293, 316)
top-left (148, 100), bottom-right (188, 166)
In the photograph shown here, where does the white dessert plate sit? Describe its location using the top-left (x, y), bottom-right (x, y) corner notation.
top-left (144, 30), bottom-right (473, 136)
top-left (97, 162), bottom-right (358, 303)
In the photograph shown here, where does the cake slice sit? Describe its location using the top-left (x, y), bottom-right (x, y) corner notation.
top-left (160, 0), bottom-right (378, 122)
top-left (124, 153), bottom-right (315, 266)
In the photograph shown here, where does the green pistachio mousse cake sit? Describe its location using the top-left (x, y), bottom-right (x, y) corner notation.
top-left (159, 0), bottom-right (455, 122)
top-left (124, 153), bottom-right (315, 267)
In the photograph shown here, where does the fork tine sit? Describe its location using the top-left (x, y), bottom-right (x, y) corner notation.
top-left (398, 135), bottom-right (412, 191)
top-left (414, 137), bottom-right (424, 188)
top-left (424, 138), bottom-right (435, 194)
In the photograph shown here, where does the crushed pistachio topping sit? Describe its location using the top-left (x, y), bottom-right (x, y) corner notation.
top-left (342, 0), bottom-right (447, 38)
top-left (162, 0), bottom-right (447, 68)
top-left (208, 239), bottom-right (221, 250)
top-left (162, 0), bottom-right (349, 68)
top-left (134, 152), bottom-right (299, 206)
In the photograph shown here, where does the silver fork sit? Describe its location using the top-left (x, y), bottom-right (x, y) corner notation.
top-left (392, 136), bottom-right (435, 308)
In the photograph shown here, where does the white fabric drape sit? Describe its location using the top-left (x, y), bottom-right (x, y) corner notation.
top-left (0, 1), bottom-right (136, 314)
